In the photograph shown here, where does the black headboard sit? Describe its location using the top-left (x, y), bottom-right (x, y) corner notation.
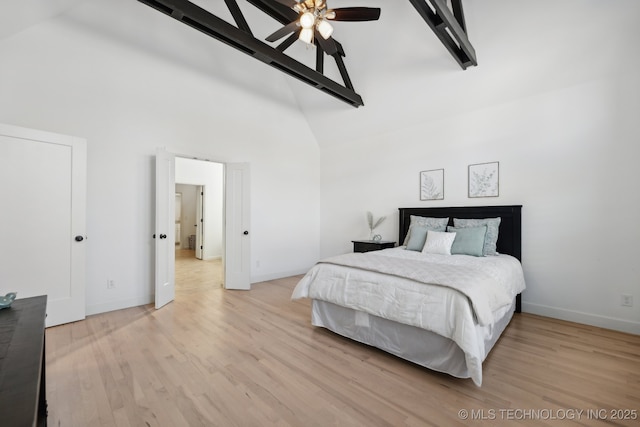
top-left (398, 205), bottom-right (522, 261)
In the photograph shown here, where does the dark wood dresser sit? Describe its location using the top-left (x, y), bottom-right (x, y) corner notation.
top-left (0, 295), bottom-right (48, 426)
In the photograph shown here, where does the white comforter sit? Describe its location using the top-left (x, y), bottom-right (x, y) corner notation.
top-left (291, 247), bottom-right (526, 385)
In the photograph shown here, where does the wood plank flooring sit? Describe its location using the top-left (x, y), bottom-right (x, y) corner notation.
top-left (45, 272), bottom-right (640, 426)
top-left (175, 249), bottom-right (223, 292)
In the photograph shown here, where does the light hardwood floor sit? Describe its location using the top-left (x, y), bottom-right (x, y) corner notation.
top-left (46, 268), bottom-right (640, 426)
top-left (175, 249), bottom-right (223, 292)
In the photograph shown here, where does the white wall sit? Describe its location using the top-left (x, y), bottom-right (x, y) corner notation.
top-left (319, 4), bottom-right (640, 334)
top-left (0, 0), bottom-right (320, 316)
top-left (175, 158), bottom-right (223, 259)
top-left (0, 0), bottom-right (637, 334)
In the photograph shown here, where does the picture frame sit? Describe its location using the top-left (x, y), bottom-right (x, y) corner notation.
top-left (468, 161), bottom-right (499, 198)
top-left (420, 169), bottom-right (444, 201)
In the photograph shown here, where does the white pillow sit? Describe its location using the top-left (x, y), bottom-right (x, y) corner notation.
top-left (422, 230), bottom-right (456, 255)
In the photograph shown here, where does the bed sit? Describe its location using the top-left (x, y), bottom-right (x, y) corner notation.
top-left (292, 205), bottom-right (525, 386)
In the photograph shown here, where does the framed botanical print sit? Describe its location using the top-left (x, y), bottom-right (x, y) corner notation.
top-left (468, 162), bottom-right (499, 198)
top-left (420, 169), bottom-right (444, 201)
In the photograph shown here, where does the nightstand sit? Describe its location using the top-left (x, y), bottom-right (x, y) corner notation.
top-left (352, 240), bottom-right (396, 253)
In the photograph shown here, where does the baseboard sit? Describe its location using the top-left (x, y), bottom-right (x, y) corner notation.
top-left (203, 255), bottom-right (222, 261)
top-left (251, 268), bottom-right (310, 284)
top-left (523, 302), bottom-right (640, 335)
top-left (86, 294), bottom-right (153, 316)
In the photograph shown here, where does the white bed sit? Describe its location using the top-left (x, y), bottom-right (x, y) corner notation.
top-left (292, 205), bottom-right (525, 386)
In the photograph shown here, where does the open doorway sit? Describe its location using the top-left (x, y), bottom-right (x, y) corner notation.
top-left (174, 158), bottom-right (224, 292)
top-left (155, 150), bottom-right (250, 307)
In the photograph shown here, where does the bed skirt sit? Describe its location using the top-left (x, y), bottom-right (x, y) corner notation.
top-left (311, 299), bottom-right (515, 381)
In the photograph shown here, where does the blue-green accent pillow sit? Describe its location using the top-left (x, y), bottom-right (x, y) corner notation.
top-left (453, 217), bottom-right (501, 256)
top-left (405, 225), bottom-right (430, 251)
top-left (403, 216), bottom-right (449, 246)
top-left (447, 225), bottom-right (487, 257)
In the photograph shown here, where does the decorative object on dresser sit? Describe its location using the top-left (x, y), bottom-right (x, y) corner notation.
top-left (352, 240), bottom-right (396, 253)
top-left (420, 168), bottom-right (444, 200)
top-left (294, 205), bottom-right (524, 386)
top-left (468, 161), bottom-right (499, 198)
top-left (0, 292), bottom-right (17, 309)
top-left (366, 211), bottom-right (386, 241)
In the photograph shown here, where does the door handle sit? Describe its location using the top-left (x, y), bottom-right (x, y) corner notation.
top-left (159, 234), bottom-right (167, 239)
top-left (74, 235), bottom-right (84, 242)
top-left (243, 230), bottom-right (249, 235)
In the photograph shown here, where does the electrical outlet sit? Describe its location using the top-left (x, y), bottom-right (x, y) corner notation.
top-left (621, 294), bottom-right (633, 307)
top-left (107, 279), bottom-right (115, 289)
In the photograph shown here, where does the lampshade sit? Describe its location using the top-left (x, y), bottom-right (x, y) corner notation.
top-left (299, 28), bottom-right (314, 44)
top-left (316, 19), bottom-right (333, 39)
top-left (299, 12), bottom-right (315, 29)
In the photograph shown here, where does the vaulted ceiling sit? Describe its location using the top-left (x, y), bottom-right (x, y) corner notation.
top-left (1, 1), bottom-right (635, 148)
top-left (133, 0), bottom-right (476, 108)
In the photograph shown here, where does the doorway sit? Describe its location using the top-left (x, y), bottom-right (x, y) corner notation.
top-left (174, 158), bottom-right (224, 292)
top-left (155, 150), bottom-right (250, 308)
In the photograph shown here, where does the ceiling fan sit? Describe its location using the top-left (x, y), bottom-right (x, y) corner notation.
top-left (266, 0), bottom-right (381, 55)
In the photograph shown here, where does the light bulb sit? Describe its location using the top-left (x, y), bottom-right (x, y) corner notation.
top-left (300, 12), bottom-right (315, 29)
top-left (299, 28), bottom-right (314, 44)
top-left (316, 19), bottom-right (333, 39)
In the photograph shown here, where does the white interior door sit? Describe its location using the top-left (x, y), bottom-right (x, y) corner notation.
top-left (0, 123), bottom-right (86, 327)
top-left (155, 148), bottom-right (175, 309)
top-left (224, 163), bottom-right (250, 290)
top-left (195, 185), bottom-right (204, 260)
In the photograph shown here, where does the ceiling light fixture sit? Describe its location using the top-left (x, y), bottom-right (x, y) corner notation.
top-left (266, 0), bottom-right (380, 55)
top-left (299, 11), bottom-right (315, 29)
top-left (316, 18), bottom-right (333, 39)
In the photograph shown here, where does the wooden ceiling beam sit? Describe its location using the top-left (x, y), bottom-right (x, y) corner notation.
top-left (223, 0), bottom-right (253, 35)
top-left (137, 0), bottom-right (479, 108)
top-left (244, 0), bottom-right (299, 26)
top-left (450, 0), bottom-right (466, 33)
top-left (137, 0), bottom-right (363, 107)
top-left (407, 0), bottom-right (477, 69)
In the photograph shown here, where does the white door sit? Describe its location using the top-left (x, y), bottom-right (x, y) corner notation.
top-left (0, 123), bottom-right (86, 327)
top-left (224, 163), bottom-right (250, 290)
top-left (155, 148), bottom-right (175, 309)
top-left (195, 185), bottom-right (204, 260)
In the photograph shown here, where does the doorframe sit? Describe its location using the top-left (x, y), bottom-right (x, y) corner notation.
top-left (167, 152), bottom-right (244, 290)
top-left (154, 147), bottom-right (251, 308)
top-left (174, 183), bottom-right (206, 258)
top-left (195, 184), bottom-right (204, 260)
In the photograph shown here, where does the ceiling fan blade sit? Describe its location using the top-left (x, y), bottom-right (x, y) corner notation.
top-left (330, 7), bottom-right (381, 22)
top-left (271, 0), bottom-right (300, 7)
top-left (266, 20), bottom-right (299, 42)
top-left (315, 31), bottom-right (338, 55)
